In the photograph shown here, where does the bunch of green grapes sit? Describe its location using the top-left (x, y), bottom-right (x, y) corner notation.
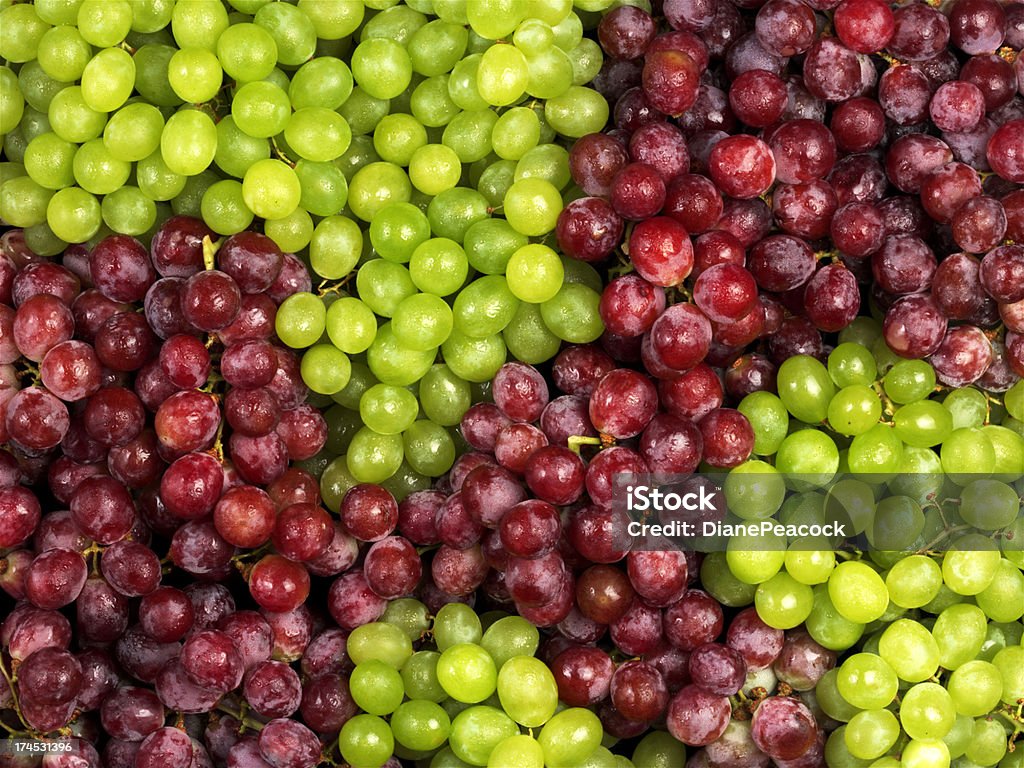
top-left (700, 324), bottom-right (1024, 768)
top-left (335, 607), bottom-right (620, 768)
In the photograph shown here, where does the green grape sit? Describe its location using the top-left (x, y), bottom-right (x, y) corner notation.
top-left (434, 603), bottom-right (483, 650)
top-left (503, 177), bottom-right (562, 237)
top-left (945, 714), bottom-right (976, 760)
top-left (942, 427), bottom-right (996, 486)
top-left (775, 429), bottom-right (840, 485)
top-left (878, 618), bottom-right (940, 682)
top-left (885, 554), bottom-right (942, 609)
top-left (901, 683), bottom-right (957, 741)
top-left (502, 243), bottom-right (563, 304)
top-left (725, 540), bottom-right (786, 585)
top-left (806, 585), bottom-right (865, 652)
top-left (966, 718), bottom-right (1008, 766)
top-left (837, 653), bottom-right (899, 710)
top-left (503, 301), bottom-right (561, 365)
top-left (0, 176), bottom-right (53, 228)
top-left (466, 0), bottom-right (526, 38)
top-left (36, 25), bottom-right (91, 82)
top-left (437, 644), bottom-right (498, 703)
top-left (409, 144), bottom-right (462, 196)
top-left (360, 384), bottom-right (419, 436)
top-left (492, 106), bottom-right (540, 161)
top-left (320, 455), bottom-right (359, 512)
top-left (785, 542), bottom-right (835, 585)
top-left (347, 427), bottom-right (404, 483)
top-left (777, 355), bottom-right (836, 424)
top-left (102, 185), bottom-right (156, 234)
top-left (392, 293), bottom-right (453, 351)
top-left (845, 709), bottom-right (900, 760)
top-left (370, 202), bottom-right (430, 263)
top-left (463, 219), bottom-right (524, 276)
top-left (883, 360), bottom-right (936, 403)
top-left (241, 158), bottom-right (301, 220)
top-left (170, 0), bottom-right (228, 50)
top-left (497, 655), bottom-right (558, 727)
top-left (976, 559), bottom-right (1024, 623)
top-left (524, 45), bottom-right (574, 100)
top-left (104, 103), bottom-right (164, 163)
top-left (723, 459), bottom-right (786, 520)
top-left (933, 603), bottom-right (987, 670)
top-left (301, 344), bottom-right (351, 396)
top-left (72, 139), bottom-right (129, 196)
top-left (289, 57), bottom-right (353, 111)
top-left (946, 660), bottom-right (1003, 717)
top-left (137, 150), bottom-right (186, 201)
top-left (447, 54), bottom-right (488, 113)
top-left (294, 160), bottom-right (349, 217)
top-left (350, 659), bottom-right (405, 715)
top-left (894, 400), bottom-right (954, 448)
top-left (48, 86), bottom-right (106, 144)
top-left (514, 143), bottom-right (571, 189)
top-left (538, 708), bottom-right (603, 768)
top-left (403, 420), bottom-right (455, 476)
top-left (159, 109), bottom-right (217, 177)
top-left (77, 0), bottom-right (131, 47)
top-left (983, 424), bottom-right (1024, 481)
top-left (46, 186), bottom-right (100, 242)
top-left (738, 392), bottom-right (789, 456)
top-left (943, 534), bottom-right (1001, 595)
top-left (847, 423), bottom-right (904, 479)
top-left (284, 108), bottom-right (352, 164)
top-left (34, 0), bottom-right (84, 26)
top-left (231, 81), bottom-right (290, 139)
top-left (351, 38), bottom-right (413, 100)
top-left (339, 87), bottom-right (391, 137)
top-left (427, 186), bottom-right (490, 242)
top-left (392, 700), bottom-right (451, 753)
top-left (348, 161), bottom-right (412, 222)
top-left (699, 551), bottom-right (757, 606)
top-left (402, 650), bottom-right (447, 702)
top-left (264, 206), bottom-right (314, 251)
top-left (130, 0), bottom-right (174, 33)
top-left (362, 3), bottom-right (427, 43)
top-left (408, 20), bottom-right (469, 77)
top-left (828, 385), bottom-right (882, 437)
top-left (18, 60), bottom-right (67, 114)
top-left (992, 646), bottom-right (1024, 705)
top-left (867, 495), bottom-right (924, 551)
top-left (828, 561), bottom-right (888, 624)
top-left (252, 1), bottom-right (315, 66)
top-left (409, 238), bottom-right (469, 296)
top-left (325, 405), bottom-right (362, 455)
top-left (449, 706), bottom-right (519, 766)
top-left (275, 293), bottom-right (326, 349)
top-left (568, 38), bottom-right (604, 85)
top-left (0, 4), bottom-right (51, 63)
top-left (1005, 380), bottom-right (1024, 422)
top-left (200, 179), bottom-right (253, 235)
top-left (431, 746), bottom-right (474, 768)
top-left (816, 669), bottom-right (862, 722)
top-left (480, 615), bottom-right (539, 669)
top-left (410, 75), bottom-right (461, 128)
top-left (631, 730), bottom-right (687, 768)
top-left (297, 0), bottom-right (363, 39)
top-left (544, 85), bottom-right (609, 137)
top-left (311, 215), bottom-right (362, 280)
top-left (442, 109), bottom-right (497, 164)
top-left (367, 323), bottom-right (437, 386)
top-left (474, 157), bottom-right (515, 208)
top-left (133, 44), bottom-right (183, 108)
top-left (373, 113), bottom-right (428, 167)
top-left (959, 480), bottom-right (1021, 531)
top-left (80, 47), bottom-right (135, 112)
top-left (825, 728), bottom-right (873, 768)
top-left (324, 299), bottom-right (376, 358)
top-left (419, 364), bottom-right (472, 426)
top-left (339, 714), bottom-right (394, 768)
top-left (451, 275), bottom-right (519, 338)
top-left (476, 44), bottom-right (529, 106)
top-left (172, 170), bottom-right (218, 218)
top-left (540, 283), bottom-right (603, 343)
top-left (488, 735), bottom-right (544, 768)
top-left (167, 47), bottom-right (222, 105)
top-left (943, 386), bottom-right (989, 429)
top-left (754, 571), bottom-right (814, 629)
top-left (441, 330), bottom-right (506, 383)
top-left (216, 23), bottom-right (277, 83)
top-left (514, 18), bottom-right (555, 54)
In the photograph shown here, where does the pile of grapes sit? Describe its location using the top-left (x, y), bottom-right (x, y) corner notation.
top-left (1, 0), bottom-right (1023, 766)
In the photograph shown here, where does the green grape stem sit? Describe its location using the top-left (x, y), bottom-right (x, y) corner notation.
top-left (568, 435), bottom-right (603, 455)
top-left (0, 655), bottom-right (37, 738)
top-left (215, 699), bottom-right (266, 734)
top-left (201, 236), bottom-right (222, 271)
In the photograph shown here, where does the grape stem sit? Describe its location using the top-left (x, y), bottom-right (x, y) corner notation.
top-left (0, 655), bottom-right (33, 736)
top-left (568, 435), bottom-right (603, 455)
top-left (215, 700), bottom-right (264, 733)
top-left (201, 236), bottom-right (222, 271)
top-left (916, 524), bottom-right (971, 554)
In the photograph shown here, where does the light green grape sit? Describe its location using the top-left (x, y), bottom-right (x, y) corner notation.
top-left (505, 243), bottom-right (564, 303)
top-left (311, 216), bottom-right (362, 280)
top-left (775, 429), bottom-right (840, 486)
top-left (434, 603), bottom-right (483, 650)
top-left (836, 653), bottom-right (899, 710)
top-left (828, 385), bottom-right (882, 436)
top-left (80, 47), bottom-right (135, 112)
top-left (942, 534), bottom-right (1001, 595)
top-left (480, 615), bottom-right (539, 669)
top-left (285, 107), bottom-right (352, 163)
top-left (844, 709), bottom-right (900, 760)
top-left (409, 144), bottom-right (462, 196)
top-left (492, 106), bottom-right (541, 161)
top-left (503, 301), bottom-right (561, 365)
top-left (503, 177), bottom-right (562, 237)
top-left (301, 345), bottom-right (351, 396)
top-left (941, 427), bottom-right (996, 485)
top-left (496, 655), bottom-right (558, 727)
top-left (488, 735), bottom-right (544, 768)
top-left (347, 427), bottom-right (404, 483)
top-left (419, 364), bottom-right (472, 426)
top-left (754, 570), bottom-right (814, 629)
top-left (901, 682), bottom-right (956, 741)
top-left (370, 202), bottom-right (430, 263)
top-left (352, 38), bottom-right (413, 100)
top-left (449, 706), bottom-right (519, 767)
top-left (338, 714), bottom-right (394, 768)
top-left (350, 659), bottom-right (405, 715)
top-left (544, 85), bottom-right (609, 137)
top-left (409, 237), bottom-right (469, 296)
top-left (393, 293), bottom-right (453, 351)
top-left (540, 283), bottom-right (603, 343)
top-left (738, 392), bottom-right (790, 456)
top-left (537, 708), bottom-right (603, 768)
top-left (806, 585), bottom-right (865, 652)
top-left (847, 423), bottom-right (904, 479)
top-left (200, 179), bottom-right (253, 235)
top-left (452, 275), bottom-right (519, 338)
top-left (785, 541), bottom-right (835, 585)
top-left (946, 660), bottom-right (1004, 717)
top-left (877, 618), bottom-right (940, 682)
top-left (828, 560), bottom-right (888, 624)
top-left (348, 161), bottom-right (412, 223)
top-left (276, 292), bottom-right (326, 349)
top-left (437, 643), bottom-right (498, 703)
top-left (885, 554), bottom-right (943, 609)
top-left (402, 420), bottom-right (455, 477)
top-left (160, 109), bottom-right (217, 177)
top-left (360, 383), bottom-right (419, 435)
top-left (46, 186), bottom-right (100, 242)
top-left (777, 355), bottom-right (836, 424)
top-left (477, 44), bottom-right (529, 106)
top-left (402, 651), bottom-right (447, 703)
top-left (392, 700), bottom-right (451, 753)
